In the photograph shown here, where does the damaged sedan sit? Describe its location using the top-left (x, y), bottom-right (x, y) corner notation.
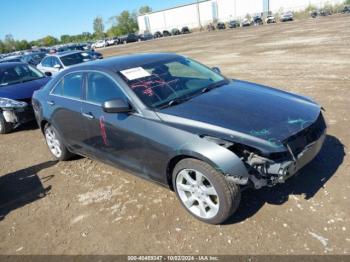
top-left (32, 53), bottom-right (326, 224)
top-left (0, 62), bottom-right (50, 134)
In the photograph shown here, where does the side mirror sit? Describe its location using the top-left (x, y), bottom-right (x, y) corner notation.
top-left (102, 99), bottom-right (132, 113)
top-left (44, 72), bottom-right (52, 77)
top-left (53, 64), bottom-right (62, 69)
top-left (212, 67), bottom-right (221, 74)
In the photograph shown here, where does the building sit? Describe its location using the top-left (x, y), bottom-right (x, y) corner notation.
top-left (137, 0), bottom-right (344, 33)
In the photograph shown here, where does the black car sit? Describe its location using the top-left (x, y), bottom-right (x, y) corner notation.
top-left (171, 28), bottom-right (181, 35)
top-left (32, 53), bottom-right (326, 224)
top-left (252, 15), bottom-right (263, 25)
top-left (153, 31), bottom-right (163, 38)
top-left (228, 20), bottom-right (240, 28)
top-left (58, 45), bottom-right (103, 60)
top-left (139, 33), bottom-right (154, 41)
top-left (217, 22), bottom-right (226, 30)
top-left (119, 33), bottom-right (139, 44)
top-left (181, 26), bottom-right (191, 34)
top-left (162, 30), bottom-right (171, 37)
top-left (0, 62), bottom-right (50, 133)
top-left (342, 5), bottom-right (350, 13)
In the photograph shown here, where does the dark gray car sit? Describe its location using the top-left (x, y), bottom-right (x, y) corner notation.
top-left (32, 53), bottom-right (327, 224)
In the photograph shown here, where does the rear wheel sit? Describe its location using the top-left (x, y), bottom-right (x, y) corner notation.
top-left (44, 123), bottom-right (73, 161)
top-left (0, 113), bottom-right (13, 134)
top-left (173, 158), bottom-right (241, 224)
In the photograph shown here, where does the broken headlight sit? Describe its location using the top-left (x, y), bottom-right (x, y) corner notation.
top-left (0, 97), bottom-right (27, 109)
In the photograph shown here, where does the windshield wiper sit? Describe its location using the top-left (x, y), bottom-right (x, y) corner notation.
top-left (158, 96), bottom-right (191, 109)
top-left (201, 80), bottom-right (229, 93)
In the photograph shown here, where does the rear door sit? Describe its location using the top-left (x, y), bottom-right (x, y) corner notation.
top-left (81, 71), bottom-right (148, 174)
top-left (48, 72), bottom-right (87, 152)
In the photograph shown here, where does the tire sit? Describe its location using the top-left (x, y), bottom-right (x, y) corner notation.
top-left (0, 113), bottom-right (13, 134)
top-left (44, 123), bottom-right (73, 161)
top-left (172, 158), bottom-right (241, 224)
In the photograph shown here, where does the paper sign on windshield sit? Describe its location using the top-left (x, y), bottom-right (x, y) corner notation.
top-left (120, 67), bottom-right (151, 80)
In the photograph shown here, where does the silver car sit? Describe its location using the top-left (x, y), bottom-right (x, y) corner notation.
top-left (37, 51), bottom-right (91, 76)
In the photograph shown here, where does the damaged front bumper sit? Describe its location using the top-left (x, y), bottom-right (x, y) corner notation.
top-left (1, 106), bottom-right (35, 128)
top-left (249, 130), bottom-right (326, 189)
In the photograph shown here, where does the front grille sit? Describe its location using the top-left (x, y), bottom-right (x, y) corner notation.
top-left (283, 113), bottom-right (326, 156)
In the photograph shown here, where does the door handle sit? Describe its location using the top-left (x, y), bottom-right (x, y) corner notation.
top-left (47, 101), bottom-right (55, 106)
top-left (82, 112), bottom-right (94, 120)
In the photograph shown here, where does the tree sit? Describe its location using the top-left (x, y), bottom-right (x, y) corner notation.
top-left (139, 5), bottom-right (152, 15)
top-left (93, 16), bottom-right (105, 39)
top-left (4, 34), bottom-right (15, 51)
top-left (42, 35), bottom-right (59, 46)
top-left (60, 34), bottom-right (71, 43)
top-left (116, 11), bottom-right (138, 34)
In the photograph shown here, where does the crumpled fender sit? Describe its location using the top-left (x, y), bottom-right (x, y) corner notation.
top-left (171, 136), bottom-right (249, 178)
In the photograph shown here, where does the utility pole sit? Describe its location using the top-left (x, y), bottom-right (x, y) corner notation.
top-left (196, 0), bottom-right (202, 29)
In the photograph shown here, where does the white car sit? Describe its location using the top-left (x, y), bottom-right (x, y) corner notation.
top-left (92, 40), bottom-right (107, 49)
top-left (265, 15), bottom-right (276, 24)
top-left (37, 51), bottom-right (91, 76)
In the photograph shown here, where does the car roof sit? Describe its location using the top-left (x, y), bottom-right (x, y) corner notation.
top-left (49, 50), bottom-right (82, 58)
top-left (0, 62), bottom-right (27, 69)
top-left (68, 53), bottom-right (181, 72)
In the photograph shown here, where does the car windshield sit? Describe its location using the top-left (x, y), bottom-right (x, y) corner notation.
top-left (60, 52), bottom-right (91, 66)
top-left (118, 57), bottom-right (227, 109)
top-left (0, 64), bottom-right (45, 86)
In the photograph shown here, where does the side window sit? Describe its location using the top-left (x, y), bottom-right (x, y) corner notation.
top-left (86, 72), bottom-right (125, 104)
top-left (42, 57), bottom-right (52, 67)
top-left (52, 73), bottom-right (83, 99)
top-left (52, 57), bottom-right (62, 67)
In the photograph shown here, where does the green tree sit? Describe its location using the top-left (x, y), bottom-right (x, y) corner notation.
top-left (116, 11), bottom-right (138, 34)
top-left (42, 35), bottom-right (59, 46)
top-left (93, 16), bottom-right (105, 39)
top-left (139, 5), bottom-right (152, 15)
top-left (60, 34), bottom-right (71, 43)
top-left (4, 34), bottom-right (15, 51)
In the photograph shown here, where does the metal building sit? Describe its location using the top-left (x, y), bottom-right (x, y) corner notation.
top-left (137, 0), bottom-right (343, 33)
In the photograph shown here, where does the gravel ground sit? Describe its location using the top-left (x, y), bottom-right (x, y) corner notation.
top-left (0, 14), bottom-right (349, 255)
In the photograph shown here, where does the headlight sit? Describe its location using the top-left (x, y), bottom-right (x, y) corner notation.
top-left (0, 97), bottom-right (27, 108)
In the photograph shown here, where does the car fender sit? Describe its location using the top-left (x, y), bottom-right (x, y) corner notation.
top-left (172, 137), bottom-right (249, 178)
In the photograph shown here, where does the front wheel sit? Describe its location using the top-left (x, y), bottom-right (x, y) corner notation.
top-left (44, 123), bottom-right (73, 161)
top-left (173, 158), bottom-right (241, 224)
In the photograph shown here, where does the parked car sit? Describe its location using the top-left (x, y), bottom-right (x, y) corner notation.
top-left (92, 40), bottom-right (107, 49)
top-left (241, 18), bottom-right (251, 27)
top-left (119, 33), bottom-right (139, 44)
top-left (280, 11), bottom-right (294, 22)
top-left (181, 26), bottom-right (191, 34)
top-left (0, 52), bottom-right (47, 66)
top-left (32, 53), bottom-right (327, 224)
top-left (162, 30), bottom-right (171, 37)
top-left (342, 5), bottom-right (350, 13)
top-left (57, 45), bottom-right (102, 60)
top-left (252, 15), bottom-right (263, 25)
top-left (37, 51), bottom-right (92, 76)
top-left (216, 22), bottom-right (226, 30)
top-left (0, 62), bottom-right (50, 133)
top-left (138, 33), bottom-right (154, 41)
top-left (265, 15), bottom-right (276, 23)
top-left (106, 38), bottom-right (117, 46)
top-left (228, 20), bottom-right (240, 28)
top-left (153, 31), bottom-right (163, 38)
top-left (171, 28), bottom-right (181, 35)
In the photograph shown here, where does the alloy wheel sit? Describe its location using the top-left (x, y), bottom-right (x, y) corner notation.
top-left (176, 169), bottom-right (219, 219)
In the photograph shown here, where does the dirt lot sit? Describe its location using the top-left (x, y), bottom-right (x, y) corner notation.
top-left (1, 14), bottom-right (350, 255)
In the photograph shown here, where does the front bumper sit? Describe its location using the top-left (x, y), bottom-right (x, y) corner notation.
top-left (2, 106), bottom-right (35, 126)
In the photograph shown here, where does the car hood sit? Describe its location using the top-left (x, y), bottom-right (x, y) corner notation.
top-left (0, 77), bottom-right (50, 100)
top-left (156, 80), bottom-right (321, 153)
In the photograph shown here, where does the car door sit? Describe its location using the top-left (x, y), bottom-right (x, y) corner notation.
top-left (81, 71), bottom-right (148, 175)
top-left (48, 72), bottom-right (87, 152)
top-left (51, 57), bottom-right (63, 75)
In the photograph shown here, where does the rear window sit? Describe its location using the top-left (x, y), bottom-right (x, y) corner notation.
top-left (60, 53), bottom-right (90, 66)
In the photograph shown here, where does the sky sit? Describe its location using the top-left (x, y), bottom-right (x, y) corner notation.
top-left (0, 0), bottom-right (193, 41)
